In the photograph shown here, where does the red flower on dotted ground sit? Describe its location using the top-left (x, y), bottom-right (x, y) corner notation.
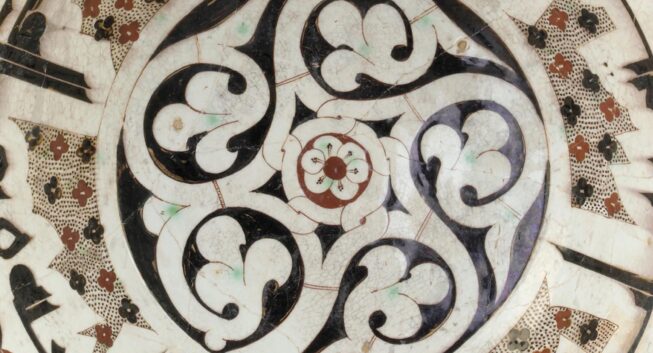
top-left (569, 135), bottom-right (590, 162)
top-left (534, 349), bottom-right (551, 353)
top-left (50, 133), bottom-right (69, 161)
top-left (548, 8), bottom-right (569, 31)
top-left (549, 53), bottom-right (573, 79)
top-left (72, 180), bottom-right (93, 207)
top-left (600, 97), bottom-right (621, 122)
top-left (555, 308), bottom-right (572, 329)
top-left (118, 21), bottom-right (140, 44)
top-left (95, 324), bottom-right (114, 347)
top-left (61, 226), bottom-right (80, 251)
top-left (83, 0), bottom-right (101, 18)
top-left (604, 193), bottom-right (622, 216)
top-left (115, 0), bottom-right (134, 11)
top-left (98, 269), bottom-right (117, 292)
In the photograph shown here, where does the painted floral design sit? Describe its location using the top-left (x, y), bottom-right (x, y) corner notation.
top-left (118, 21), bottom-right (140, 44)
top-left (118, 298), bottom-right (140, 324)
top-left (83, 217), bottom-right (104, 244)
top-left (569, 135), bottom-right (590, 162)
top-left (527, 26), bottom-right (547, 49)
top-left (61, 226), bottom-right (80, 251)
top-left (50, 133), bottom-right (69, 161)
top-left (114, 0), bottom-right (134, 11)
top-left (77, 138), bottom-right (97, 163)
top-left (44, 176), bottom-right (62, 204)
top-left (72, 180), bottom-right (93, 207)
top-left (24, 126), bottom-right (42, 151)
top-left (578, 9), bottom-right (599, 34)
top-left (572, 178), bottom-right (594, 206)
top-left (298, 134), bottom-right (372, 208)
top-left (507, 328), bottom-right (530, 351)
top-left (604, 193), bottom-right (622, 216)
top-left (597, 134), bottom-right (617, 161)
top-left (94, 16), bottom-right (115, 41)
top-left (579, 319), bottom-right (599, 345)
top-left (548, 8), bottom-right (568, 31)
top-left (600, 97), bottom-right (620, 122)
top-left (98, 269), bottom-right (117, 293)
top-left (83, 0), bottom-right (101, 18)
top-left (95, 324), bottom-right (114, 347)
top-left (69, 269), bottom-right (86, 295)
top-left (582, 69), bottom-right (601, 92)
top-left (549, 53), bottom-right (573, 79)
top-left (560, 96), bottom-right (581, 126)
top-left (555, 308), bottom-right (572, 329)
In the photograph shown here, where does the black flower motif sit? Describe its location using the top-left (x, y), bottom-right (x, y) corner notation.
top-left (580, 319), bottom-right (599, 345)
top-left (69, 269), bottom-right (86, 295)
top-left (582, 70), bottom-right (601, 92)
top-left (507, 328), bottom-right (530, 351)
top-left (93, 16), bottom-right (114, 41)
top-left (578, 9), bottom-right (599, 34)
top-left (76, 138), bottom-right (96, 164)
top-left (560, 97), bottom-right (581, 126)
top-left (572, 178), bottom-right (594, 206)
top-left (44, 176), bottom-right (62, 204)
top-left (119, 298), bottom-right (140, 324)
top-left (598, 133), bottom-right (618, 161)
top-left (25, 126), bottom-right (42, 151)
top-left (527, 26), bottom-right (547, 49)
top-left (83, 217), bottom-right (104, 245)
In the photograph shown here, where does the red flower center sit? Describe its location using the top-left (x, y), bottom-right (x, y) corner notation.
top-left (323, 157), bottom-right (347, 180)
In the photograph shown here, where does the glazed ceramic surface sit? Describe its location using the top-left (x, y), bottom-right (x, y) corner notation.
top-left (0, 0), bottom-right (652, 353)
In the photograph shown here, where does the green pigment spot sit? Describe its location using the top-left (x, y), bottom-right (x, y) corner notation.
top-left (237, 22), bottom-right (249, 35)
top-left (163, 205), bottom-right (182, 217)
top-left (417, 16), bottom-right (432, 28)
top-left (387, 286), bottom-right (400, 299)
top-left (231, 266), bottom-right (244, 280)
top-left (357, 44), bottom-right (372, 57)
top-left (206, 115), bottom-right (222, 126)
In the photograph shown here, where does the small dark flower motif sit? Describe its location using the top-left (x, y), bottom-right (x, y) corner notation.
top-left (94, 16), bottom-right (115, 41)
top-left (582, 70), bottom-right (601, 92)
top-left (61, 226), bottom-right (80, 251)
top-left (549, 53), bottom-right (573, 79)
top-left (72, 179), bottom-right (93, 207)
top-left (597, 133), bottom-right (617, 161)
top-left (569, 135), bottom-right (590, 162)
top-left (560, 96), bottom-right (581, 126)
top-left (600, 97), bottom-right (621, 122)
top-left (555, 308), bottom-right (572, 329)
top-left (118, 21), bottom-right (140, 44)
top-left (548, 8), bottom-right (569, 31)
top-left (572, 178), bottom-right (594, 206)
top-left (118, 298), bottom-right (140, 324)
top-left (95, 324), bottom-right (114, 347)
top-left (578, 9), bottom-right (599, 34)
top-left (69, 269), bottom-right (86, 295)
top-left (507, 328), bottom-right (530, 351)
top-left (25, 127), bottom-right (42, 150)
top-left (98, 269), bottom-right (117, 293)
top-left (527, 26), bottom-right (547, 49)
top-left (83, 217), bottom-right (104, 244)
top-left (49, 133), bottom-right (69, 161)
top-left (76, 138), bottom-right (96, 163)
top-left (579, 319), bottom-right (599, 345)
top-left (604, 193), bottom-right (622, 216)
top-left (44, 176), bottom-right (62, 204)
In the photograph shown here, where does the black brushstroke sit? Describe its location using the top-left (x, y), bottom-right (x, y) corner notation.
top-left (0, 145), bottom-right (8, 199)
top-left (253, 171), bottom-right (288, 202)
top-left (0, 218), bottom-right (30, 259)
top-left (314, 223), bottom-right (346, 261)
top-left (361, 115), bottom-right (401, 139)
top-left (10, 265), bottom-right (66, 353)
top-left (382, 179), bottom-right (409, 214)
top-left (306, 238), bottom-right (455, 352)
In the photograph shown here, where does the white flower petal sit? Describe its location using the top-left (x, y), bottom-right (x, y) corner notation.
top-left (313, 135), bottom-right (343, 157)
top-left (346, 159), bottom-right (370, 184)
top-left (337, 142), bottom-right (366, 163)
top-left (330, 178), bottom-right (359, 201)
top-left (301, 149), bottom-right (326, 174)
top-left (304, 172), bottom-right (332, 194)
